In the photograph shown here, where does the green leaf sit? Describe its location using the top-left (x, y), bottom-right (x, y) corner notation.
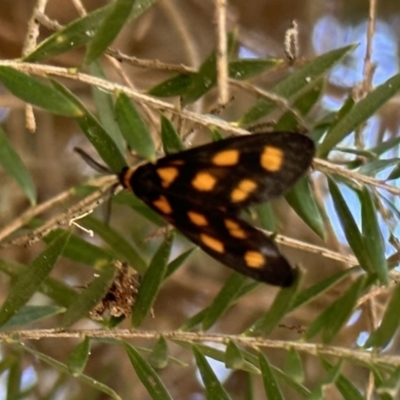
top-left (160, 116), bottom-right (185, 153)
top-left (7, 354), bottom-right (22, 400)
top-left (148, 74), bottom-right (192, 97)
top-left (149, 336), bottom-right (169, 369)
top-left (358, 158), bottom-right (400, 177)
top-left (284, 348), bottom-right (304, 383)
top-left (246, 271), bottom-right (300, 336)
top-left (90, 62), bottom-right (125, 153)
top-left (239, 45), bottom-right (355, 125)
top-left (192, 346), bottom-right (232, 400)
top-left (131, 233), bottom-right (173, 327)
top-left (304, 276), bottom-right (365, 342)
top-left (0, 305), bottom-right (64, 329)
top-left (61, 262), bottom-right (116, 327)
top-left (285, 176), bottom-right (325, 239)
top-left (124, 342), bottom-right (173, 400)
top-left (22, 345), bottom-right (121, 399)
top-left (365, 282), bottom-right (400, 348)
top-left (115, 92), bottom-right (156, 161)
top-left (80, 216), bottom-right (147, 274)
top-left (259, 352), bottom-right (284, 400)
top-left (68, 337), bottom-right (91, 375)
top-left (24, 1), bottom-right (156, 62)
top-left (275, 78), bottom-right (324, 131)
top-left (0, 67), bottom-right (81, 117)
top-left (328, 177), bottom-right (373, 274)
top-left (290, 267), bottom-right (358, 311)
top-left (84, 0), bottom-right (138, 65)
top-left (319, 72), bottom-right (400, 157)
top-left (165, 247), bottom-right (195, 278)
top-left (51, 80), bottom-right (126, 172)
top-left (225, 341), bottom-right (245, 369)
top-left (24, 5), bottom-right (112, 62)
top-left (360, 188), bottom-right (388, 285)
top-left (0, 126), bottom-right (36, 205)
top-left (306, 360), bottom-right (342, 400)
top-left (228, 59), bottom-right (283, 80)
top-left (181, 33), bottom-right (235, 106)
top-left (321, 358), bottom-right (364, 400)
top-left (0, 231), bottom-right (70, 327)
top-left (202, 273), bottom-right (246, 330)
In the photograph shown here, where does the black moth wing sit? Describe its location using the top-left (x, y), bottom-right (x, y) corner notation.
top-left (160, 198), bottom-right (294, 286)
top-left (141, 132), bottom-right (315, 211)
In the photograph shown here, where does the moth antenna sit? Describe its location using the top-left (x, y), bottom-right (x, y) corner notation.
top-left (74, 147), bottom-right (112, 174)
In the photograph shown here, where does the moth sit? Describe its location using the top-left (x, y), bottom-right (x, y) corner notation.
top-left (118, 132), bottom-right (315, 286)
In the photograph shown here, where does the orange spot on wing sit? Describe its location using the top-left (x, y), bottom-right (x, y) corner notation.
top-left (187, 211), bottom-right (208, 226)
top-left (212, 150), bottom-right (239, 166)
top-left (224, 219), bottom-right (247, 239)
top-left (153, 196), bottom-right (172, 214)
top-left (244, 251), bottom-right (265, 268)
top-left (231, 179), bottom-right (257, 202)
top-left (200, 234), bottom-right (224, 253)
top-left (156, 167), bottom-right (179, 188)
top-left (192, 172), bottom-right (217, 191)
top-left (261, 146), bottom-right (283, 171)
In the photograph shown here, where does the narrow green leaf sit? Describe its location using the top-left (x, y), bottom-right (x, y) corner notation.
top-left (115, 92), bottom-right (156, 161)
top-left (376, 367), bottom-right (400, 398)
top-left (370, 136), bottom-right (400, 157)
top-left (304, 276), bottom-right (364, 342)
top-left (328, 177), bottom-right (373, 274)
top-left (239, 45), bottom-right (355, 125)
top-left (182, 33), bottom-right (235, 106)
top-left (0, 67), bottom-right (81, 117)
top-left (319, 73), bottom-right (400, 156)
top-left (228, 59), bottom-right (283, 80)
top-left (160, 116), bottom-right (185, 153)
top-left (24, 5), bottom-right (112, 62)
top-left (165, 247), bottom-right (195, 278)
top-left (148, 74), bottom-right (191, 97)
top-left (225, 341), bottom-right (245, 369)
top-left (0, 305), bottom-right (64, 329)
top-left (360, 188), bottom-right (388, 285)
top-left (22, 345), bottom-right (121, 399)
top-left (365, 283), bottom-right (400, 348)
top-left (25, 1), bottom-right (156, 62)
top-left (45, 230), bottom-right (115, 268)
top-left (0, 126), bottom-right (36, 205)
top-left (149, 336), bottom-right (169, 369)
top-left (193, 346), bottom-right (232, 400)
top-left (61, 262), bottom-right (116, 327)
top-left (387, 162), bottom-right (400, 180)
top-left (131, 233), bottom-right (173, 327)
top-left (124, 342), bottom-right (173, 400)
top-left (285, 176), bottom-right (325, 239)
top-left (202, 273), bottom-right (246, 330)
top-left (81, 216), bottom-right (147, 274)
top-left (321, 358), bottom-right (364, 400)
top-left (255, 203), bottom-right (276, 231)
top-left (290, 267), bottom-right (358, 311)
top-left (84, 0), bottom-right (137, 65)
top-left (246, 271), bottom-right (300, 336)
top-left (90, 62), bottom-right (125, 153)
top-left (284, 348), bottom-right (304, 383)
top-left (259, 352), bottom-right (284, 400)
top-left (51, 80), bottom-right (126, 172)
top-left (275, 78), bottom-right (324, 131)
top-left (7, 354), bottom-right (22, 400)
top-left (68, 337), bottom-right (91, 375)
top-left (0, 232), bottom-right (70, 327)
top-left (358, 158), bottom-right (400, 177)
top-left (306, 360), bottom-right (342, 400)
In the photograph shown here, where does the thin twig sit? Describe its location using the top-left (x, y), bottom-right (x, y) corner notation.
top-left (215, 0), bottom-right (229, 105)
top-left (4, 329), bottom-right (400, 367)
